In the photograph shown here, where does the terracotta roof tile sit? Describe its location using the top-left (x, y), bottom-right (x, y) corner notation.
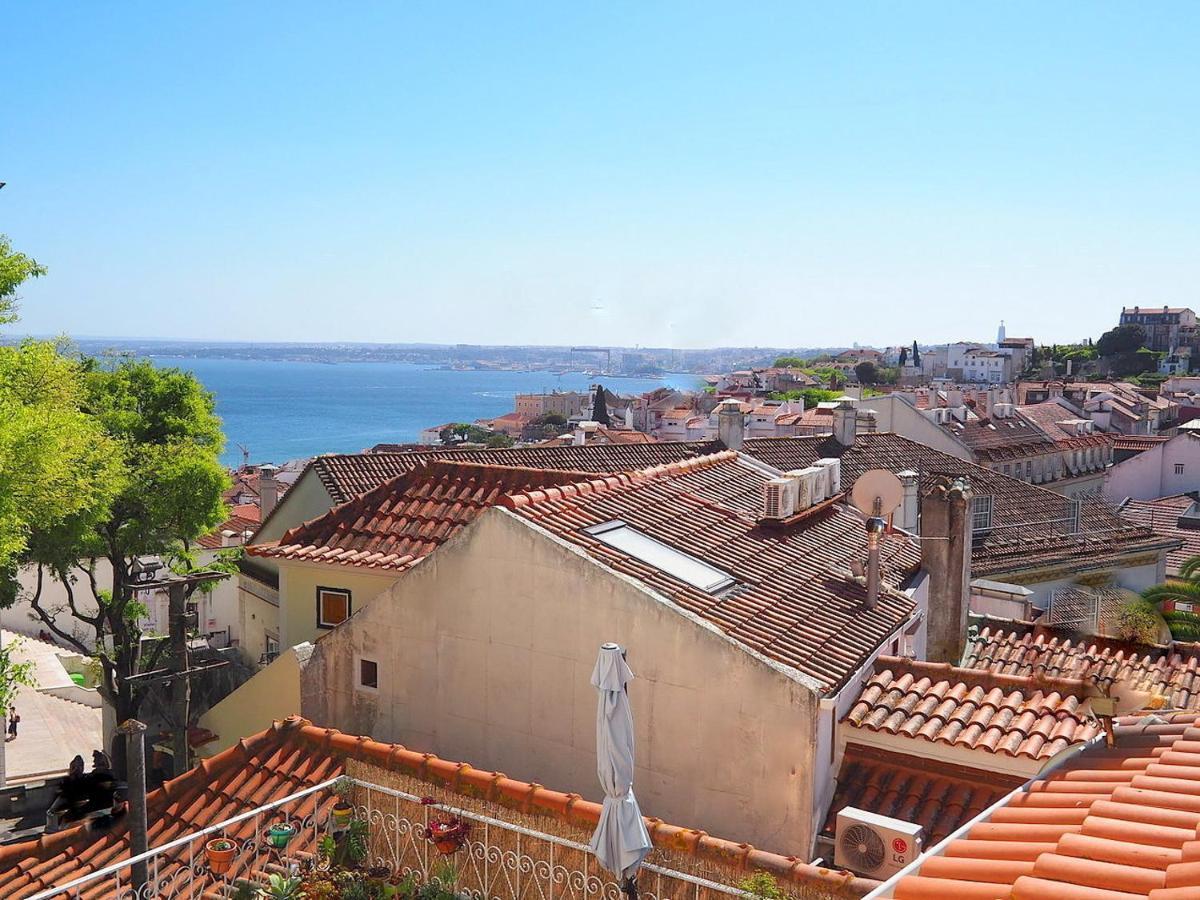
top-left (739, 434), bottom-right (1171, 580)
top-left (963, 619), bottom-right (1200, 713)
top-left (1119, 495), bottom-right (1200, 577)
top-left (844, 656), bottom-right (1104, 761)
top-left (0, 717), bottom-right (874, 899)
top-left (248, 460), bottom-right (600, 572)
top-left (309, 443), bottom-right (719, 503)
top-left (503, 452), bottom-right (921, 693)
top-left (884, 712), bottom-right (1200, 899)
top-left (824, 744), bottom-right (1021, 845)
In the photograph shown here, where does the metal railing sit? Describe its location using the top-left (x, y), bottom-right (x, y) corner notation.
top-left (28, 778), bottom-right (750, 900)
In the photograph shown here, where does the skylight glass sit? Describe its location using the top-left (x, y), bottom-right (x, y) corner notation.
top-left (585, 520), bottom-right (735, 593)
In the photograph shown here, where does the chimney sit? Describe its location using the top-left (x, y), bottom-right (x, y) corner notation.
top-left (921, 476), bottom-right (973, 664)
top-left (717, 399), bottom-right (744, 451)
top-left (832, 401), bottom-right (857, 446)
top-left (985, 389), bottom-right (998, 420)
top-left (896, 469), bottom-right (919, 531)
top-left (259, 464), bottom-right (280, 517)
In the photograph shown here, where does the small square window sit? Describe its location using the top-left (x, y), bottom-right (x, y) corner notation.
top-left (317, 587), bottom-right (351, 628)
top-left (359, 659), bottom-right (378, 690)
top-left (1176, 463), bottom-right (1186, 475)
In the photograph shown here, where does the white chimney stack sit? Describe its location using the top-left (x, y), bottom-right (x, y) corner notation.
top-left (259, 464), bottom-right (280, 517)
top-left (717, 400), bottom-right (744, 451)
top-left (832, 401), bottom-right (857, 446)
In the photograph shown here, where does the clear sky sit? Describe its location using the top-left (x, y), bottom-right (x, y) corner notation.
top-left (3, 3), bottom-right (1198, 348)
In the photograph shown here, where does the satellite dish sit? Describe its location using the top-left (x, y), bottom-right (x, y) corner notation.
top-left (851, 469), bottom-right (904, 518)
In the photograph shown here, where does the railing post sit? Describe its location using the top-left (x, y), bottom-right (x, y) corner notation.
top-left (117, 719), bottom-right (150, 894)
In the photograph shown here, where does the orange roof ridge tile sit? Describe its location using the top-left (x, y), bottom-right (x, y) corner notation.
top-left (873, 655), bottom-right (1099, 700)
top-left (284, 717), bottom-right (874, 895)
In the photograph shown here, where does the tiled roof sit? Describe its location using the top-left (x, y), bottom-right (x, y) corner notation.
top-left (884, 712), bottom-right (1200, 899)
top-left (503, 452), bottom-right (922, 693)
top-left (0, 716), bottom-right (874, 899)
top-left (963, 619), bottom-right (1200, 712)
top-left (824, 744), bottom-right (1021, 845)
top-left (1120, 495), bottom-right (1200, 577)
top-left (844, 656), bottom-right (1103, 761)
top-left (310, 443), bottom-right (717, 503)
top-left (536, 428), bottom-right (660, 446)
top-left (197, 512), bottom-right (262, 550)
top-left (1114, 435), bottom-right (1170, 453)
top-left (248, 461), bottom-right (600, 572)
top-left (739, 434), bottom-right (1169, 579)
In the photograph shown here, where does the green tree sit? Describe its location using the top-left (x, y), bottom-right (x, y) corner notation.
top-left (1097, 324), bottom-right (1147, 357)
top-left (911, 341), bottom-right (920, 367)
top-left (591, 385), bottom-right (611, 425)
top-left (0, 235), bottom-right (47, 325)
top-left (854, 361), bottom-right (878, 384)
top-left (18, 359), bottom-right (229, 774)
top-left (485, 433), bottom-right (514, 448)
top-left (0, 638), bottom-right (37, 715)
top-left (439, 423), bottom-right (494, 445)
top-left (1142, 557), bottom-right (1200, 641)
top-left (773, 356), bottom-right (807, 368)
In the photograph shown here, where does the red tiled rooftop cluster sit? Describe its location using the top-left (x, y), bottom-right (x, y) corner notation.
top-left (502, 452), bottom-right (922, 693)
top-left (1119, 495), bottom-right (1200, 577)
top-left (249, 460), bottom-right (605, 571)
top-left (963, 621), bottom-right (1200, 712)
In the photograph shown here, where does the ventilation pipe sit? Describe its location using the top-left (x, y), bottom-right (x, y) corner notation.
top-left (865, 516), bottom-right (886, 609)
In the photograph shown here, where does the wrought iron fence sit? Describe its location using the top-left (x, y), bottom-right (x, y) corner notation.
top-left (27, 777), bottom-right (749, 900)
top-left (354, 780), bottom-right (747, 900)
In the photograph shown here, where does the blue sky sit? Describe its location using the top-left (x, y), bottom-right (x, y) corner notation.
top-left (3, 3), bottom-right (1198, 348)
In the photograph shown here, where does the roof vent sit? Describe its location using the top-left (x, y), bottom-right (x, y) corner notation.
top-left (762, 478), bottom-right (797, 520)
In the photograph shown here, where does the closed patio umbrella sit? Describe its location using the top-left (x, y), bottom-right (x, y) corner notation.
top-left (588, 643), bottom-right (653, 893)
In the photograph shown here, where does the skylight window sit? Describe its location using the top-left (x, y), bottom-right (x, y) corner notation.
top-left (585, 520), bottom-right (735, 593)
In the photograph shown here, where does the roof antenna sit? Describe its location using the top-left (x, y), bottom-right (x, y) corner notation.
top-left (851, 470), bottom-right (904, 609)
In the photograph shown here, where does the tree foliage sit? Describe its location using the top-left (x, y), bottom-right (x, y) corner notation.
top-left (15, 358), bottom-right (229, 772)
top-left (1142, 556), bottom-right (1200, 641)
top-left (0, 637), bottom-right (37, 713)
top-left (853, 361), bottom-right (878, 384)
top-left (1097, 324), bottom-right (1147, 357)
top-left (772, 356), bottom-right (807, 368)
top-left (439, 423), bottom-right (494, 445)
top-left (1114, 600), bottom-right (1163, 645)
top-left (0, 235), bottom-right (47, 325)
top-left (590, 385), bottom-right (611, 425)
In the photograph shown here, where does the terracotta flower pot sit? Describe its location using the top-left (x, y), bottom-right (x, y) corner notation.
top-left (332, 803), bottom-right (354, 828)
top-left (205, 838), bottom-right (236, 875)
top-left (425, 819), bottom-right (469, 855)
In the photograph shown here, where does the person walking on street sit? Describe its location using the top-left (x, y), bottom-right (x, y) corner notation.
top-left (7, 706), bottom-right (19, 740)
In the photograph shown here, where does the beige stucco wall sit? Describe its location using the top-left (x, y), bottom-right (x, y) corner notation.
top-left (278, 560), bottom-right (402, 649)
top-left (303, 508), bottom-right (823, 858)
top-left (197, 644), bottom-right (308, 758)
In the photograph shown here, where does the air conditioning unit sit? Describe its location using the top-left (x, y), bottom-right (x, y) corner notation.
top-left (788, 466), bottom-right (826, 508)
top-left (762, 478), bottom-right (797, 520)
top-left (815, 457), bottom-right (843, 495)
top-left (834, 807), bottom-right (924, 879)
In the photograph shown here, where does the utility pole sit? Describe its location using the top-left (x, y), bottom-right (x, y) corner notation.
top-left (118, 719), bottom-right (149, 892)
top-left (123, 570), bottom-right (229, 777)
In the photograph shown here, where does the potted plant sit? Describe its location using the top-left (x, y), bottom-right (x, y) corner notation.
top-left (331, 776), bottom-right (356, 829)
top-left (258, 872), bottom-right (302, 899)
top-left (423, 816), bottom-right (470, 856)
top-left (266, 821), bottom-right (297, 851)
top-left (205, 837), bottom-right (237, 875)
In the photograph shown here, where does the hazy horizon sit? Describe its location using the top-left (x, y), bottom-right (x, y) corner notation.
top-left (4, 3), bottom-right (1197, 348)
